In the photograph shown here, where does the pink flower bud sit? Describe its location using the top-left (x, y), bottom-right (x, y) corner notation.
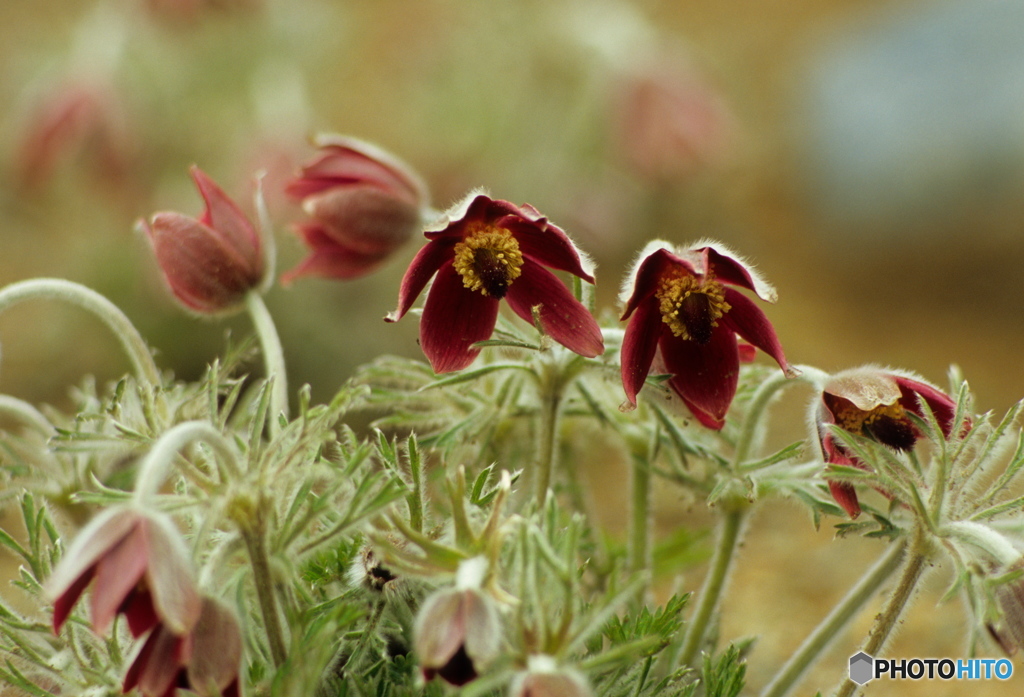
top-left (510, 656), bottom-right (593, 697)
top-left (45, 506), bottom-right (201, 638)
top-left (413, 584), bottom-right (502, 686)
top-left (143, 166), bottom-right (266, 314)
top-left (282, 135), bottom-right (430, 282)
top-left (123, 596), bottom-right (243, 697)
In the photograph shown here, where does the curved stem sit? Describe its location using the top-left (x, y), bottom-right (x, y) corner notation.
top-left (133, 421), bottom-right (240, 503)
top-left (760, 539), bottom-right (907, 697)
top-left (733, 364), bottom-right (828, 468)
top-left (941, 520), bottom-right (1021, 567)
top-left (245, 292), bottom-right (289, 435)
top-left (833, 528), bottom-right (929, 697)
top-left (0, 395), bottom-right (56, 436)
top-left (0, 279), bottom-right (161, 387)
top-left (678, 504), bottom-right (748, 666)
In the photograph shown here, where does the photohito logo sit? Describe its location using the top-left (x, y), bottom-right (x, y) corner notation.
top-left (849, 652), bottom-right (1014, 685)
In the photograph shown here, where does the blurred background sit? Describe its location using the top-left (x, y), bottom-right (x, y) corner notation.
top-left (2, 0), bottom-right (1024, 694)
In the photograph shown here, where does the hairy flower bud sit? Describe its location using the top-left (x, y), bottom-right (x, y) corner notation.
top-left (283, 135), bottom-right (430, 282)
top-left (510, 656), bottom-right (593, 697)
top-left (143, 166), bottom-right (266, 314)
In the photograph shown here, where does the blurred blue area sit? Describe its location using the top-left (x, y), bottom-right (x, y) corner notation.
top-left (802, 0), bottom-right (1024, 232)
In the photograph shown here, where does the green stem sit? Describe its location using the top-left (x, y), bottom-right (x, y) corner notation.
top-left (533, 369), bottom-right (564, 506)
top-left (759, 539), bottom-right (907, 697)
top-left (245, 292), bottom-right (289, 434)
top-left (629, 447), bottom-right (652, 589)
top-left (241, 513), bottom-right (288, 667)
top-left (678, 504), bottom-right (747, 666)
top-left (0, 278), bottom-right (162, 401)
top-left (133, 420), bottom-right (240, 503)
top-left (832, 529), bottom-right (929, 697)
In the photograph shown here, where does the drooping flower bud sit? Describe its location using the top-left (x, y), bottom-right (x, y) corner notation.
top-left (509, 655), bottom-right (593, 697)
top-left (45, 505), bottom-right (201, 638)
top-left (413, 557), bottom-right (502, 686)
top-left (123, 596), bottom-right (243, 697)
top-left (142, 166), bottom-right (266, 314)
top-left (282, 135), bottom-right (430, 282)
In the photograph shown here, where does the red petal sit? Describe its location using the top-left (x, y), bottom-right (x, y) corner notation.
top-left (738, 342), bottom-right (756, 363)
top-left (281, 224), bottom-right (389, 284)
top-left (304, 186), bottom-right (420, 255)
top-left (189, 166), bottom-right (262, 273)
top-left (620, 248), bottom-right (693, 320)
top-left (419, 266), bottom-right (500, 373)
top-left (701, 246), bottom-right (773, 300)
top-left (828, 480), bottom-right (862, 519)
top-left (385, 239), bottom-right (457, 322)
top-left (504, 261), bottom-right (603, 358)
top-left (894, 377), bottom-right (958, 437)
top-left (91, 523), bottom-right (149, 635)
top-left (121, 587), bottom-right (160, 638)
top-left (620, 296), bottom-right (663, 407)
top-left (506, 219), bottom-right (595, 283)
top-left (52, 567), bottom-right (94, 634)
top-left (720, 288), bottom-right (793, 375)
top-left (661, 327), bottom-right (740, 430)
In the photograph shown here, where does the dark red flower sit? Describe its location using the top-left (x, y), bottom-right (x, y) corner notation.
top-left (143, 166), bottom-right (266, 314)
top-left (123, 597), bottom-right (242, 697)
top-left (413, 586), bottom-right (502, 686)
top-left (45, 506), bottom-right (200, 638)
top-left (282, 135), bottom-right (429, 282)
top-left (386, 191), bottom-right (604, 373)
top-left (816, 366), bottom-right (960, 518)
top-left (619, 240), bottom-right (794, 428)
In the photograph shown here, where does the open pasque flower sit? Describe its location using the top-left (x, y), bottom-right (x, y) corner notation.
top-left (46, 506), bottom-right (200, 638)
top-left (386, 191), bottom-right (604, 373)
top-left (619, 240), bottom-right (794, 428)
top-left (143, 166), bottom-right (266, 314)
top-left (283, 134), bottom-right (430, 282)
top-left (123, 596), bottom-right (243, 697)
top-left (814, 366), bottom-right (959, 518)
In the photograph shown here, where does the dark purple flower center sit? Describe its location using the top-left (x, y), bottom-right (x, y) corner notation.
top-left (655, 273), bottom-right (730, 344)
top-left (452, 225), bottom-right (524, 299)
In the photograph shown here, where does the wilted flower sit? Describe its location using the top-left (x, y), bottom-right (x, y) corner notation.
top-left (282, 135), bottom-right (430, 282)
top-left (46, 506), bottom-right (200, 637)
top-left (413, 557), bottom-right (502, 686)
top-left (142, 166), bottom-right (266, 314)
top-left (815, 366), bottom-right (959, 518)
top-left (386, 191), bottom-right (604, 373)
top-left (123, 596), bottom-right (243, 697)
top-left (510, 655), bottom-right (593, 697)
top-left (619, 240), bottom-right (794, 428)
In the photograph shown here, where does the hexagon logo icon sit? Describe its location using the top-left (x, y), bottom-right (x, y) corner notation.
top-left (849, 651), bottom-right (874, 685)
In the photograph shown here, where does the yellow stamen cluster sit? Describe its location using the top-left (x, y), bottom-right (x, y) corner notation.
top-left (654, 273), bottom-right (730, 340)
top-left (452, 224), bottom-right (524, 297)
top-left (833, 401), bottom-right (907, 435)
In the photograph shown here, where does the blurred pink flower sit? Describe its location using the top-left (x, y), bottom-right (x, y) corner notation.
top-left (123, 596), bottom-right (243, 697)
top-left (386, 191), bottom-right (604, 373)
top-left (46, 506), bottom-right (200, 638)
top-left (816, 367), bottom-right (960, 518)
top-left (142, 166), bottom-right (266, 314)
top-left (13, 82), bottom-right (133, 190)
top-left (510, 656), bottom-right (592, 697)
top-left (282, 135), bottom-right (429, 283)
top-left (610, 52), bottom-right (735, 182)
top-left (620, 240), bottom-right (793, 428)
